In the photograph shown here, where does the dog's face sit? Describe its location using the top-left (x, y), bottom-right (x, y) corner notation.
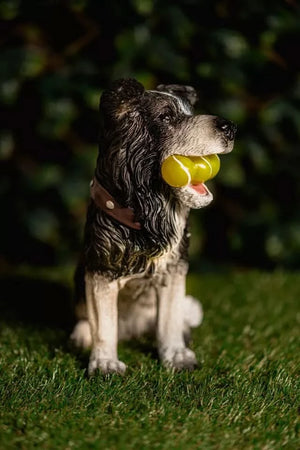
top-left (99, 79), bottom-right (236, 210)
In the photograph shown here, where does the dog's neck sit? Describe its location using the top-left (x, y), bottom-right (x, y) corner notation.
top-left (90, 177), bottom-right (142, 231)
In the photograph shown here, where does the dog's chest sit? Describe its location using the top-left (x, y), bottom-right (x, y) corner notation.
top-left (118, 245), bottom-right (188, 292)
top-left (85, 200), bottom-right (189, 278)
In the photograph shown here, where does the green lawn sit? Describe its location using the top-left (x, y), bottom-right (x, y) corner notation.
top-left (0, 270), bottom-right (299, 449)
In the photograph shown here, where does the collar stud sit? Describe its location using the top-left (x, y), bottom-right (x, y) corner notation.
top-left (105, 200), bottom-right (115, 210)
top-left (90, 177), bottom-right (142, 230)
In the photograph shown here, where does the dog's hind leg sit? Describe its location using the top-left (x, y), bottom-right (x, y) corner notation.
top-left (70, 318), bottom-right (91, 350)
top-left (183, 295), bottom-right (203, 344)
top-left (85, 272), bottom-right (126, 376)
top-left (70, 259), bottom-right (92, 350)
top-left (118, 279), bottom-right (157, 341)
top-left (157, 269), bottom-right (198, 371)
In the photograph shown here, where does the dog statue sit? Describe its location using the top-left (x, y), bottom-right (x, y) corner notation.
top-left (70, 79), bottom-right (236, 375)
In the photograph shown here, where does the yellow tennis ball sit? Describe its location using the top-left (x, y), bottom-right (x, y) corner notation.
top-left (192, 154), bottom-right (220, 183)
top-left (208, 154), bottom-right (221, 179)
top-left (161, 154), bottom-right (221, 187)
top-left (161, 155), bottom-right (194, 187)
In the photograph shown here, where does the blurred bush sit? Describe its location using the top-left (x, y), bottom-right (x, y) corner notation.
top-left (0, 0), bottom-right (299, 271)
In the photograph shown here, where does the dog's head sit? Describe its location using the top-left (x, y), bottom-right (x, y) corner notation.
top-left (97, 78), bottom-right (236, 211)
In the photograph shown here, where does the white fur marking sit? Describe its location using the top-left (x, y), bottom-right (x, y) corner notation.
top-left (149, 90), bottom-right (192, 116)
top-left (85, 273), bottom-right (127, 375)
top-left (156, 270), bottom-right (199, 369)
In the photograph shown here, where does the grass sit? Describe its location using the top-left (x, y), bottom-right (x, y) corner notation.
top-left (0, 269), bottom-right (299, 449)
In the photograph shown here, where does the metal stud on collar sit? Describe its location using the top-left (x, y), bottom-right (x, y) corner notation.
top-left (90, 176), bottom-right (142, 230)
top-left (105, 200), bottom-right (115, 210)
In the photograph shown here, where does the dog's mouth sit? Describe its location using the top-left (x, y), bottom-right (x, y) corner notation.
top-left (161, 153), bottom-right (221, 197)
top-left (188, 182), bottom-right (209, 196)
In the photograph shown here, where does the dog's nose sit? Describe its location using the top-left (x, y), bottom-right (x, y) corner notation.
top-left (215, 118), bottom-right (237, 140)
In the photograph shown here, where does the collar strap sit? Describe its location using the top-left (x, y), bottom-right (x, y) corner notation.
top-left (90, 177), bottom-right (142, 231)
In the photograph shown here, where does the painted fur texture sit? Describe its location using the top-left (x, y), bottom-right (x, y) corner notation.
top-left (70, 79), bottom-right (236, 375)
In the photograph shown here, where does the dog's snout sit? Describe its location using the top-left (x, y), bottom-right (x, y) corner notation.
top-left (215, 118), bottom-right (237, 140)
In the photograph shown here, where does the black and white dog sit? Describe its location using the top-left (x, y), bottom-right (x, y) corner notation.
top-left (71, 79), bottom-right (236, 375)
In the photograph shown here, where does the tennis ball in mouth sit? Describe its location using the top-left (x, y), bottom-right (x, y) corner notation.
top-left (161, 154), bottom-right (220, 188)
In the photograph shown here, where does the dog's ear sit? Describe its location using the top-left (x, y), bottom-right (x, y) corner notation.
top-left (156, 84), bottom-right (198, 106)
top-left (100, 79), bottom-right (145, 121)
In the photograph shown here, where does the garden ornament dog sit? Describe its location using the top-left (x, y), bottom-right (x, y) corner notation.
top-left (70, 79), bottom-right (236, 375)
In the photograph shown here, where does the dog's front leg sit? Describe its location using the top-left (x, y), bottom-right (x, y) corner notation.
top-left (85, 272), bottom-right (126, 376)
top-left (157, 270), bottom-right (198, 370)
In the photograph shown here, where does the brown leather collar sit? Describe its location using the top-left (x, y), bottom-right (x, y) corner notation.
top-left (90, 177), bottom-right (142, 230)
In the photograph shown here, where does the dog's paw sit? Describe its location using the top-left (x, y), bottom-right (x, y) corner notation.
top-left (70, 320), bottom-right (92, 350)
top-left (88, 355), bottom-right (127, 376)
top-left (161, 347), bottom-right (198, 371)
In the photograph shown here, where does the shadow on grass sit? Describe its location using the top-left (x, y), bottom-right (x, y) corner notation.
top-left (121, 337), bottom-right (159, 361)
top-left (0, 273), bottom-right (160, 370)
top-left (0, 274), bottom-right (74, 330)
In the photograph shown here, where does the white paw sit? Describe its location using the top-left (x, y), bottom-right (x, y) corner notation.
top-left (88, 354), bottom-right (127, 376)
top-left (161, 347), bottom-right (198, 371)
top-left (70, 320), bottom-right (92, 349)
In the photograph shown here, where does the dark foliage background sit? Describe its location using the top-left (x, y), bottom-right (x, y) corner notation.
top-left (1, 0), bottom-right (299, 273)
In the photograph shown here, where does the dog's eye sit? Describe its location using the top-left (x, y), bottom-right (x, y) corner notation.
top-left (158, 113), bottom-right (172, 123)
